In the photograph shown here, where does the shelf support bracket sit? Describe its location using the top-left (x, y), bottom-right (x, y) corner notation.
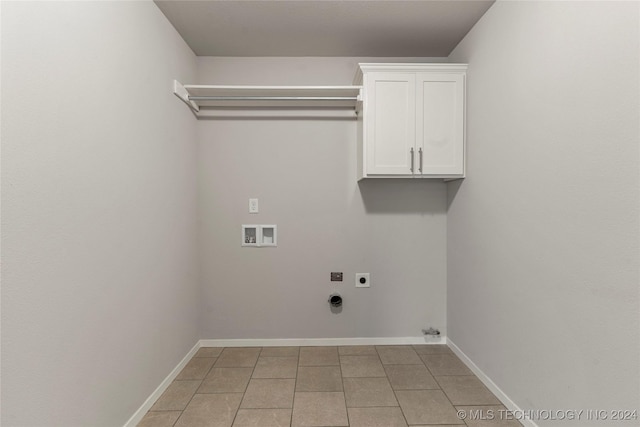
top-left (173, 80), bottom-right (200, 112)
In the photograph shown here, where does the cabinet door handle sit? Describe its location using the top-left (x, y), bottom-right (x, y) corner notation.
top-left (418, 147), bottom-right (423, 174)
top-left (410, 147), bottom-right (414, 173)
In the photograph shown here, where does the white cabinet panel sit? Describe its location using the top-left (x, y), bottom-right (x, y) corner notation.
top-left (416, 73), bottom-right (464, 176)
top-left (366, 73), bottom-right (416, 175)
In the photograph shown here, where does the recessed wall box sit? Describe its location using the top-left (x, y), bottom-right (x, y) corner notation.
top-left (261, 225), bottom-right (277, 247)
top-left (242, 225), bottom-right (277, 247)
top-left (242, 225), bottom-right (259, 247)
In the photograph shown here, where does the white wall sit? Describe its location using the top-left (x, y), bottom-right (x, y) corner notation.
top-left (447, 2), bottom-right (639, 424)
top-left (1, 2), bottom-right (198, 425)
top-left (197, 57), bottom-right (449, 340)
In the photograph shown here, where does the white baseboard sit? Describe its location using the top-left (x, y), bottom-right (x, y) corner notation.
top-left (447, 339), bottom-right (538, 427)
top-left (123, 341), bottom-right (200, 427)
top-left (199, 336), bottom-right (447, 347)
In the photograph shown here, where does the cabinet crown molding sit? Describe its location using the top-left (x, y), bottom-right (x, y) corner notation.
top-left (353, 63), bottom-right (468, 85)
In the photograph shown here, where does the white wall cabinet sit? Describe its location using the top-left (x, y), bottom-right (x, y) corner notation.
top-left (355, 64), bottom-right (467, 179)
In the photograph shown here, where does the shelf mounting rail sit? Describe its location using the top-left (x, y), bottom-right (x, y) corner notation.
top-left (173, 80), bottom-right (362, 118)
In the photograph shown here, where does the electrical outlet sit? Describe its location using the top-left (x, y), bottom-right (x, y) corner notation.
top-left (331, 272), bottom-right (343, 282)
top-left (249, 198), bottom-right (259, 214)
top-left (355, 273), bottom-right (370, 288)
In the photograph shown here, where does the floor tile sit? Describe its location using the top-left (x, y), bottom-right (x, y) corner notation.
top-left (136, 411), bottom-right (181, 427)
top-left (455, 405), bottom-right (523, 426)
top-left (252, 356), bottom-right (298, 378)
top-left (292, 392), bottom-right (348, 427)
top-left (376, 345), bottom-right (414, 351)
top-left (198, 367), bottom-right (253, 393)
top-left (174, 393), bottom-right (242, 427)
top-left (395, 390), bottom-right (464, 425)
top-left (232, 408), bottom-right (292, 427)
top-left (340, 355), bottom-right (385, 377)
top-left (240, 379), bottom-right (295, 409)
top-left (151, 380), bottom-right (201, 411)
top-left (384, 364), bottom-right (439, 390)
top-left (195, 347), bottom-right (224, 358)
top-left (175, 357), bottom-right (216, 380)
top-left (421, 354), bottom-right (472, 375)
top-left (260, 346), bottom-right (300, 357)
top-left (299, 346), bottom-right (339, 366)
top-left (215, 348), bottom-right (261, 368)
top-left (347, 407), bottom-right (408, 427)
top-left (296, 366), bottom-right (343, 392)
top-left (338, 345), bottom-right (377, 356)
top-left (343, 377), bottom-right (398, 407)
top-left (437, 376), bottom-right (501, 405)
top-left (142, 344), bottom-right (513, 427)
top-left (376, 346), bottom-right (422, 364)
top-left (412, 344), bottom-right (452, 355)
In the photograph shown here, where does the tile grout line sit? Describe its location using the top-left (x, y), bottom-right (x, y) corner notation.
top-left (424, 352), bottom-right (504, 413)
top-left (289, 347), bottom-right (302, 427)
top-left (232, 346), bottom-right (263, 426)
top-left (373, 347), bottom-right (400, 411)
top-left (169, 366), bottom-right (207, 425)
top-left (336, 347), bottom-right (349, 427)
top-left (379, 345), bottom-right (413, 427)
top-left (171, 348), bottom-right (226, 427)
top-left (196, 356), bottom-right (218, 392)
top-left (389, 387), bottom-right (410, 426)
top-left (291, 348), bottom-right (300, 427)
top-left (423, 347), bottom-right (469, 426)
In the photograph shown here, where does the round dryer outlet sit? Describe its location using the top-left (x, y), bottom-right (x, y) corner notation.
top-left (355, 273), bottom-right (370, 288)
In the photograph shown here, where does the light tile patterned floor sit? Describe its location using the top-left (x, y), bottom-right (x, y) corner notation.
top-left (138, 345), bottom-right (522, 427)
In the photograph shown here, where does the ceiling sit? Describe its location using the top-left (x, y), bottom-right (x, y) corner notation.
top-left (154, 0), bottom-right (494, 57)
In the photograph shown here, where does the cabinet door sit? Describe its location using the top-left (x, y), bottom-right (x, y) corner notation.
top-left (365, 72), bottom-right (416, 175)
top-left (416, 73), bottom-right (464, 176)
